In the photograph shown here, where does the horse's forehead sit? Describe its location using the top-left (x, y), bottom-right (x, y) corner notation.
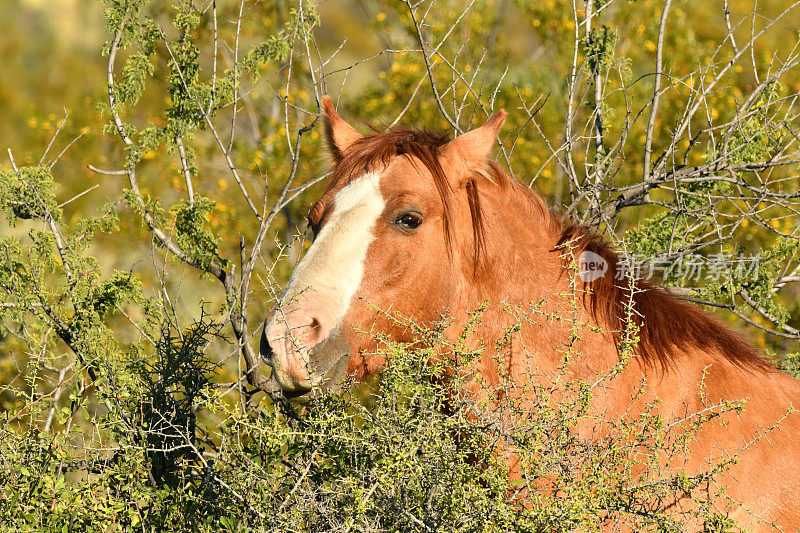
top-left (371, 156), bottom-right (441, 205)
top-left (383, 155), bottom-right (431, 184)
top-left (314, 155), bottom-right (434, 216)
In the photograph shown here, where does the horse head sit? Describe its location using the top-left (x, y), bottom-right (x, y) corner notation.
top-left (261, 96), bottom-right (508, 397)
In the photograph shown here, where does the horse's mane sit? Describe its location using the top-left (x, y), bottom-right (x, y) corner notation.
top-left (326, 127), bottom-right (770, 371)
top-left (555, 226), bottom-right (770, 370)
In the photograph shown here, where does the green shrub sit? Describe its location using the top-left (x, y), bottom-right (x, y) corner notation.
top-left (0, 308), bottom-right (743, 531)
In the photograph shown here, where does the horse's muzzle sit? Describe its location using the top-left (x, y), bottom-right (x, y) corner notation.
top-left (260, 312), bottom-right (321, 397)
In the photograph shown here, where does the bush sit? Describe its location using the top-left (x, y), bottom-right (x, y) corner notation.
top-left (0, 311), bottom-right (745, 531)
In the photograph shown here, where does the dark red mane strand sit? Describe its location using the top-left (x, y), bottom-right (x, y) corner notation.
top-left (556, 225), bottom-right (770, 370)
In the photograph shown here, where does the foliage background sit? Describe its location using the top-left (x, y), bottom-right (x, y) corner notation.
top-left (0, 0), bottom-right (798, 529)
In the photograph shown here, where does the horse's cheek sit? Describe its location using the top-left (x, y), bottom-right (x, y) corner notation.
top-left (358, 243), bottom-right (416, 302)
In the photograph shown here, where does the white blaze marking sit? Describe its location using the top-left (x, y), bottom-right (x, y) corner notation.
top-left (280, 172), bottom-right (385, 330)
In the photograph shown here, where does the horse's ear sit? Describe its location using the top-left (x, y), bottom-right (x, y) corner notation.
top-left (321, 95), bottom-right (362, 163)
top-left (441, 110), bottom-right (507, 165)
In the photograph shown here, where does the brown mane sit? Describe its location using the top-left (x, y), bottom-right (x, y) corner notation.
top-left (556, 225), bottom-right (770, 370)
top-left (323, 127), bottom-right (770, 371)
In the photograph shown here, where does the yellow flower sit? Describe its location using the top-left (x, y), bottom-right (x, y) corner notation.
top-left (645, 41), bottom-right (656, 52)
top-left (376, 12), bottom-right (386, 22)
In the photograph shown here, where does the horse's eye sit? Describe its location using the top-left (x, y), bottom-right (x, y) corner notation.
top-left (396, 213), bottom-right (422, 229)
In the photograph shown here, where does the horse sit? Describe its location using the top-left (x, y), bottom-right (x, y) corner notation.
top-left (261, 95), bottom-right (800, 528)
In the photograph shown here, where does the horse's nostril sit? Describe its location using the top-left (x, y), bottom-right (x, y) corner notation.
top-left (303, 317), bottom-right (326, 346)
top-left (260, 321), bottom-right (275, 363)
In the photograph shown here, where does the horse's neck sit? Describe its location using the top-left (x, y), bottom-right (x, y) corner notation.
top-left (462, 191), bottom-right (621, 380)
top-left (466, 184), bottom-right (739, 396)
